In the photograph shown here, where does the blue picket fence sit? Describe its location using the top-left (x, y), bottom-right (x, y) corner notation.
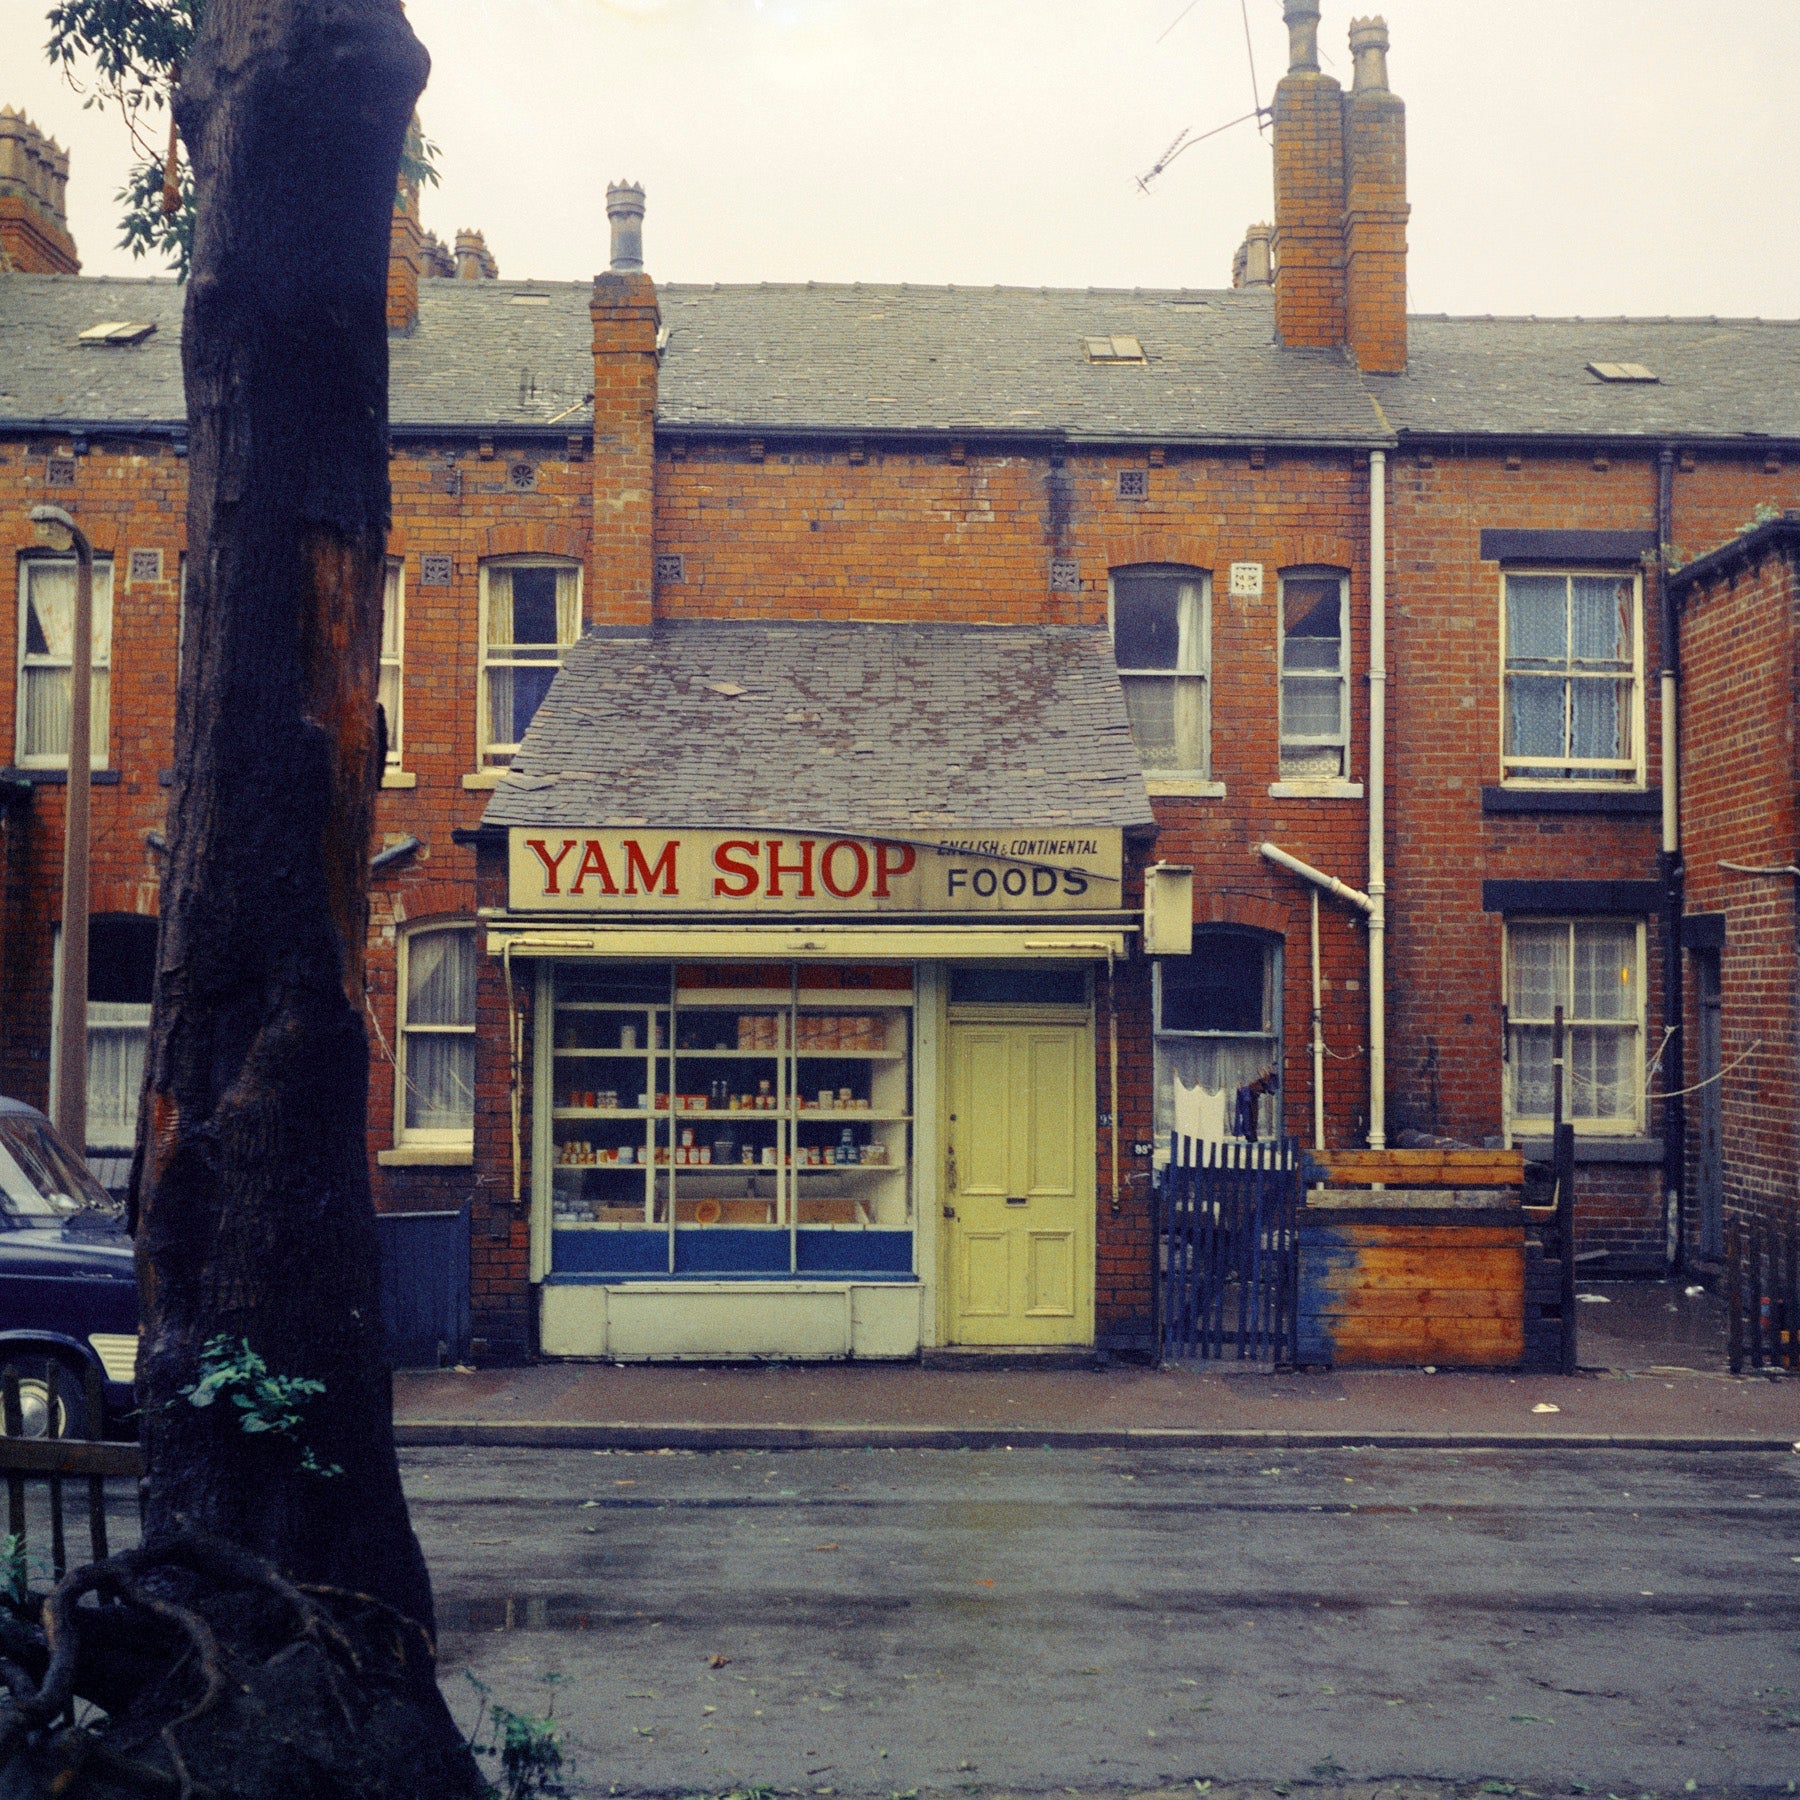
top-left (1156, 1137), bottom-right (1302, 1364)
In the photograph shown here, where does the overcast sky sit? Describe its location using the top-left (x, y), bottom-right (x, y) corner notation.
top-left (2, 0), bottom-right (1794, 318)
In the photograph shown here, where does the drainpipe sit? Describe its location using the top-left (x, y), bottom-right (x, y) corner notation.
top-left (1310, 890), bottom-right (1325, 1152)
top-left (1367, 449), bottom-right (1389, 1149)
top-left (1658, 446), bottom-right (1684, 1274)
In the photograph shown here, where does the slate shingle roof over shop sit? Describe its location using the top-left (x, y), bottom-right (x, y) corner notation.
top-left (3, 272), bottom-right (1797, 444)
top-left (481, 620), bottom-right (1156, 835)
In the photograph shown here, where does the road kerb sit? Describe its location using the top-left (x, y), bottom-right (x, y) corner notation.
top-left (394, 1418), bottom-right (1799, 1453)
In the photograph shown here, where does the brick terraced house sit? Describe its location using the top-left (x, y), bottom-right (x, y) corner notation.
top-left (2, 3), bottom-right (1798, 1362)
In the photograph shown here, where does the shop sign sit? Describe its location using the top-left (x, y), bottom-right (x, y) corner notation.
top-left (509, 827), bottom-right (1122, 915)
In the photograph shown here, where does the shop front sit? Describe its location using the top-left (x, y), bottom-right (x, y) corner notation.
top-left (489, 828), bottom-right (1160, 1360)
top-left (474, 619), bottom-right (1174, 1361)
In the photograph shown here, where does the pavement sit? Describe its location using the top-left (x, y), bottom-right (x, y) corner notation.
top-left (394, 1281), bottom-right (1800, 1452)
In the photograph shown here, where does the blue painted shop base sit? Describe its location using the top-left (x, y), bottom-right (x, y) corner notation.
top-left (550, 1227), bottom-right (914, 1277)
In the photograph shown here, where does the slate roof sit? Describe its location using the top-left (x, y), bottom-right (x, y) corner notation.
top-left (480, 619), bottom-right (1156, 835)
top-left (3, 271), bottom-right (1797, 444)
top-left (1384, 315), bottom-right (1800, 441)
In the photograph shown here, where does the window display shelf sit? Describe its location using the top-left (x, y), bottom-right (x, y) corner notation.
top-left (794, 1049), bottom-right (906, 1061)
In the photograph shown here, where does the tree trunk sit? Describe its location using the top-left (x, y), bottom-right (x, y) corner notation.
top-left (135, 0), bottom-right (430, 1643)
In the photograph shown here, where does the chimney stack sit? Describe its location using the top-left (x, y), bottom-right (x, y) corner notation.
top-left (0, 108), bottom-right (79, 274)
top-left (454, 228), bottom-right (498, 279)
top-left (387, 172), bottom-right (422, 332)
top-left (607, 181), bottom-right (645, 272)
top-left (1342, 16), bottom-right (1408, 373)
top-left (591, 183), bottom-right (659, 632)
top-left (1232, 221), bottom-right (1274, 288)
top-left (1267, 5), bottom-right (1408, 373)
top-left (419, 229), bottom-right (455, 278)
top-left (1271, 0), bottom-right (1345, 351)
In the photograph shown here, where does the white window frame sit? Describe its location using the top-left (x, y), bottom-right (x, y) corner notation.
top-left (1108, 565), bottom-right (1212, 785)
top-left (16, 555), bottom-right (115, 771)
top-left (1500, 567), bottom-right (1645, 787)
top-left (379, 558), bottom-right (404, 769)
top-left (476, 558), bottom-right (582, 768)
top-left (1277, 567), bottom-right (1351, 782)
top-left (393, 923), bottom-right (478, 1156)
top-left (1502, 917), bottom-right (1646, 1139)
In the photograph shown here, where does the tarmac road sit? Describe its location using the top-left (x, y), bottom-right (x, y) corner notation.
top-left (411, 1442), bottom-right (1800, 1797)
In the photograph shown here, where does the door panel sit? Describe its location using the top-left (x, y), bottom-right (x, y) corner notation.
top-left (947, 1021), bottom-right (1092, 1345)
top-left (1023, 1031), bottom-right (1078, 1199)
top-left (1025, 1230), bottom-right (1076, 1317)
top-left (959, 1232), bottom-right (1011, 1317)
top-left (1696, 951), bottom-right (1723, 1260)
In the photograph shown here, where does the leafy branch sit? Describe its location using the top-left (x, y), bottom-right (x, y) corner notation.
top-left (43, 0), bottom-right (435, 278)
top-left (178, 1334), bottom-right (342, 1478)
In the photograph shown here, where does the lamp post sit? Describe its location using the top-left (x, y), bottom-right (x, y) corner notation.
top-left (28, 504), bottom-right (92, 1159)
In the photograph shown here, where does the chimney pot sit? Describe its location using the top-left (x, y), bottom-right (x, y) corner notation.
top-left (1283, 0), bottom-right (1322, 72)
top-left (1349, 15), bottom-right (1391, 91)
top-left (606, 180), bottom-right (646, 272)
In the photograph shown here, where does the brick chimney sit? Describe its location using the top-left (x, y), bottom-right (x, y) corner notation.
top-left (0, 108), bottom-right (79, 274)
top-left (1268, 6), bottom-right (1408, 371)
top-left (387, 172), bottom-right (422, 332)
top-left (1343, 16), bottom-right (1408, 373)
top-left (1271, 0), bottom-right (1346, 351)
top-left (589, 182), bottom-right (659, 633)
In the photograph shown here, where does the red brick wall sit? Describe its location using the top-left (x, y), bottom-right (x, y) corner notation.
top-left (1678, 532), bottom-right (1800, 1241)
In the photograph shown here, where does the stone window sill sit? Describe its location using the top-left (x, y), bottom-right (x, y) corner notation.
top-left (377, 1145), bottom-right (474, 1168)
top-left (382, 769), bottom-right (417, 790)
top-left (1269, 779), bottom-right (1364, 800)
top-left (1144, 778), bottom-right (1227, 798)
top-left (461, 769), bottom-right (505, 791)
top-left (2, 766), bottom-right (122, 786)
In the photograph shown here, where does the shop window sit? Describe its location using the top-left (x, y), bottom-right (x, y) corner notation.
top-left (478, 560), bottom-right (581, 767)
top-left (16, 555), bottom-right (114, 769)
top-left (1109, 565), bottom-right (1209, 778)
top-left (547, 964), bottom-right (914, 1265)
top-left (1502, 570), bottom-right (1642, 784)
top-left (1154, 929), bottom-right (1282, 1157)
top-left (397, 925), bottom-right (477, 1149)
top-left (1279, 569), bottom-right (1349, 780)
top-left (379, 559), bottom-right (403, 768)
top-left (1504, 919), bottom-right (1643, 1134)
top-left (49, 914), bottom-right (157, 1157)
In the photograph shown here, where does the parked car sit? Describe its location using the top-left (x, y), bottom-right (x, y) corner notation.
top-left (0, 1098), bottom-right (137, 1437)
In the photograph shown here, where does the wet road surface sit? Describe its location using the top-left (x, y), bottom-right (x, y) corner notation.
top-left (409, 1443), bottom-right (1800, 1796)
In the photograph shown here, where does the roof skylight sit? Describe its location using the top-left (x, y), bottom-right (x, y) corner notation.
top-left (1588, 361), bottom-right (1657, 383)
top-left (1085, 335), bottom-right (1146, 364)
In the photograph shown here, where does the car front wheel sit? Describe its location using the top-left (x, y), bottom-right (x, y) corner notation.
top-left (0, 1354), bottom-right (91, 1440)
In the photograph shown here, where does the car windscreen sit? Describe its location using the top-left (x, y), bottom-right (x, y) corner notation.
top-left (0, 1114), bottom-right (120, 1219)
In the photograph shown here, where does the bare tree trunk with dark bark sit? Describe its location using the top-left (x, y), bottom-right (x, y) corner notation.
top-left (0, 2), bottom-right (488, 1793)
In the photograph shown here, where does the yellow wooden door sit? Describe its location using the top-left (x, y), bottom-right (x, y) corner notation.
top-left (946, 1022), bottom-right (1092, 1345)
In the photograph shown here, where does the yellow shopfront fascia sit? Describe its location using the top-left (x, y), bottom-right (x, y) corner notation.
top-left (486, 921), bottom-right (1136, 962)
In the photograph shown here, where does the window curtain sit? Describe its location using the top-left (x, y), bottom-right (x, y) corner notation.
top-left (86, 1001), bottom-right (150, 1151)
top-left (20, 562), bottom-right (114, 765)
top-left (404, 930), bottom-right (475, 1134)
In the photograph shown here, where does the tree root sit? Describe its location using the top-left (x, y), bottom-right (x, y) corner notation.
top-left (0, 1529), bottom-right (484, 1799)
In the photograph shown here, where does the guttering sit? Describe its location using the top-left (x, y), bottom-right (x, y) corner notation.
top-left (1367, 449), bottom-right (1388, 1150)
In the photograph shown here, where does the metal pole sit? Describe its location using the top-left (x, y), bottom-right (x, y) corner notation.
top-left (31, 508), bottom-right (92, 1158)
top-left (1310, 889), bottom-right (1325, 1152)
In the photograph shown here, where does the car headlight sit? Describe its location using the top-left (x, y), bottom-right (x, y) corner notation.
top-left (86, 1334), bottom-right (138, 1385)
